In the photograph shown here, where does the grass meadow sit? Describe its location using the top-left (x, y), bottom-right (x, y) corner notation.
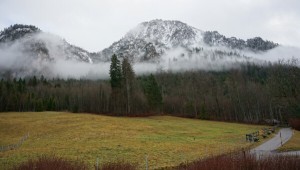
top-left (0, 112), bottom-right (268, 169)
top-left (278, 129), bottom-right (300, 152)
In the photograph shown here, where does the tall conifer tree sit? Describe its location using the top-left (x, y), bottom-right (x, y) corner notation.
top-left (122, 58), bottom-right (135, 114)
top-left (109, 54), bottom-right (122, 89)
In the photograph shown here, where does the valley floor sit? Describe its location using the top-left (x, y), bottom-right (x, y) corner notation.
top-left (0, 112), bottom-right (268, 169)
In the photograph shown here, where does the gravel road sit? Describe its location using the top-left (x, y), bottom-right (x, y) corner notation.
top-left (250, 128), bottom-right (300, 157)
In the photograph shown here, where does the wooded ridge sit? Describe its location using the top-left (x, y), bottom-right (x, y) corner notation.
top-left (0, 58), bottom-right (299, 124)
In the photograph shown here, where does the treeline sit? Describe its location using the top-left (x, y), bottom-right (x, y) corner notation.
top-left (0, 59), bottom-right (299, 123)
top-left (157, 61), bottom-right (300, 122)
top-left (0, 55), bottom-right (163, 116)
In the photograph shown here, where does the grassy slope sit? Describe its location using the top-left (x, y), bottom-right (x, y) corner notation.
top-left (0, 112), bottom-right (267, 169)
top-left (277, 130), bottom-right (300, 152)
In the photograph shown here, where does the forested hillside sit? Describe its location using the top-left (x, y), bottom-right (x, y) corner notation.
top-left (157, 61), bottom-right (300, 122)
top-left (0, 59), bottom-right (299, 123)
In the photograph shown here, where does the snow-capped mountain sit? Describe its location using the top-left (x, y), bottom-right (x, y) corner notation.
top-left (125, 19), bottom-right (203, 47)
top-left (99, 19), bottom-right (278, 62)
top-left (0, 24), bottom-right (100, 77)
top-left (0, 20), bottom-right (282, 78)
top-left (100, 19), bottom-right (204, 61)
top-left (0, 24), bottom-right (95, 63)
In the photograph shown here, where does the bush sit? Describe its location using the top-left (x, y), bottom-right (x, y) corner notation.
top-left (289, 118), bottom-right (300, 131)
top-left (175, 151), bottom-right (300, 170)
top-left (14, 155), bottom-right (88, 170)
top-left (97, 160), bottom-right (137, 170)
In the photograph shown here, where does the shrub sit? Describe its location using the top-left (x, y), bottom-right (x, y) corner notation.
top-left (97, 160), bottom-right (137, 170)
top-left (175, 151), bottom-right (300, 170)
top-left (289, 118), bottom-right (300, 131)
top-left (14, 155), bottom-right (88, 170)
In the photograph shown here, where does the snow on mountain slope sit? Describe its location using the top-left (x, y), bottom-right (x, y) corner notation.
top-left (99, 19), bottom-right (278, 63)
top-left (125, 19), bottom-right (204, 47)
top-left (0, 24), bottom-right (99, 78)
top-left (100, 20), bottom-right (206, 62)
top-left (0, 24), bottom-right (40, 43)
top-left (1, 20), bottom-right (294, 79)
top-left (0, 24), bottom-right (95, 63)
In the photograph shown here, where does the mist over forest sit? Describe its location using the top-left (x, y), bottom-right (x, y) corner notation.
top-left (0, 22), bottom-right (299, 124)
top-left (0, 22), bottom-right (299, 80)
top-left (1, 32), bottom-right (299, 79)
top-left (1, 1), bottom-right (300, 169)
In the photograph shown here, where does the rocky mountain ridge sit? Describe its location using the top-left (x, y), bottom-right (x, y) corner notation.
top-left (0, 20), bottom-right (280, 78)
top-left (99, 19), bottom-right (278, 62)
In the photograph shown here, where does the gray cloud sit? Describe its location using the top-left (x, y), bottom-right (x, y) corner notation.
top-left (0, 0), bottom-right (300, 52)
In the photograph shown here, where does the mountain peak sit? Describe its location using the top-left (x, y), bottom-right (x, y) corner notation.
top-left (0, 24), bottom-right (40, 43)
top-left (99, 19), bottom-right (205, 62)
top-left (0, 24), bottom-right (96, 78)
top-left (125, 19), bottom-right (203, 47)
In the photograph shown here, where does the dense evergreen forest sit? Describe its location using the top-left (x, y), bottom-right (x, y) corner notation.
top-left (0, 58), bottom-right (299, 124)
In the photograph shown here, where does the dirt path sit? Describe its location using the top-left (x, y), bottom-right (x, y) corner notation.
top-left (250, 128), bottom-right (300, 157)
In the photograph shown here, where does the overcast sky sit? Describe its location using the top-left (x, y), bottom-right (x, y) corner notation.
top-left (0, 0), bottom-right (300, 52)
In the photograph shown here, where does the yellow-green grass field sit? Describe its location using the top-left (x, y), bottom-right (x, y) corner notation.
top-left (277, 129), bottom-right (300, 152)
top-left (0, 112), bottom-right (267, 169)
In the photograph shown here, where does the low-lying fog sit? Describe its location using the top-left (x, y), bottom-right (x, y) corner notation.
top-left (0, 33), bottom-right (299, 79)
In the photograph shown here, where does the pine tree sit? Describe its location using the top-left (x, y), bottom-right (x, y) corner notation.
top-left (109, 54), bottom-right (123, 113)
top-left (109, 54), bottom-right (122, 89)
top-left (144, 74), bottom-right (163, 112)
top-left (122, 58), bottom-right (135, 114)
